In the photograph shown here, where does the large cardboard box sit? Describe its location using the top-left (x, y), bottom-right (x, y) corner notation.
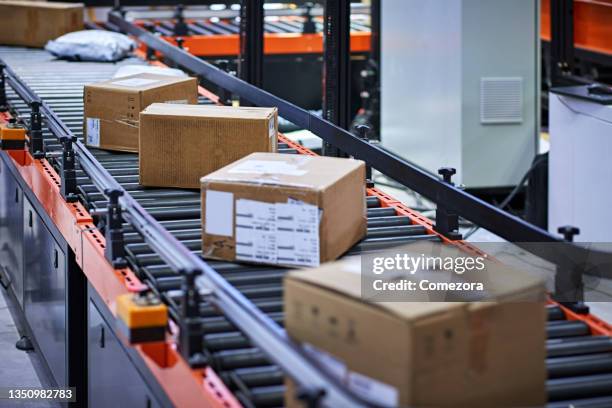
top-left (284, 251), bottom-right (547, 407)
top-left (84, 74), bottom-right (198, 152)
top-left (201, 152), bottom-right (366, 267)
top-left (140, 104), bottom-right (278, 189)
top-left (0, 1), bottom-right (83, 48)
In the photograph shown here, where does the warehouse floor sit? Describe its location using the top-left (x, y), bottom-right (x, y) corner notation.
top-left (0, 288), bottom-right (55, 407)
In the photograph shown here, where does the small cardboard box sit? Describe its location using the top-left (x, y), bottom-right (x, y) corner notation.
top-left (84, 74), bottom-right (198, 152)
top-left (284, 251), bottom-right (547, 407)
top-left (201, 152), bottom-right (366, 267)
top-left (0, 1), bottom-right (83, 48)
top-left (139, 104), bottom-right (278, 189)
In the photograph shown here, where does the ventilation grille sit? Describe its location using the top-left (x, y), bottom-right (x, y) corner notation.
top-left (480, 77), bottom-right (523, 124)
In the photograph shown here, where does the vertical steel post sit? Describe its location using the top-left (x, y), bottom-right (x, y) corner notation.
top-left (104, 189), bottom-right (127, 269)
top-left (28, 101), bottom-right (44, 158)
top-left (0, 63), bottom-right (7, 111)
top-left (555, 226), bottom-right (589, 314)
top-left (59, 136), bottom-right (78, 202)
top-left (239, 0), bottom-right (264, 93)
top-left (322, 0), bottom-right (351, 157)
top-left (180, 269), bottom-right (207, 367)
top-left (434, 168), bottom-right (462, 240)
top-left (368, 0), bottom-right (381, 139)
top-left (550, 0), bottom-right (574, 85)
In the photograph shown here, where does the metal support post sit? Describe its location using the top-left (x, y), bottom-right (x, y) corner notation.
top-left (173, 4), bottom-right (189, 36)
top-left (302, 2), bottom-right (316, 34)
top-left (28, 101), bottom-right (44, 158)
top-left (180, 269), bottom-right (207, 368)
top-left (554, 226), bottom-right (589, 314)
top-left (0, 63), bottom-right (7, 111)
top-left (551, 0), bottom-right (575, 85)
top-left (104, 189), bottom-right (127, 269)
top-left (239, 0), bottom-right (264, 91)
top-left (217, 60), bottom-right (233, 106)
top-left (434, 168), bottom-right (462, 240)
top-left (355, 125), bottom-right (373, 187)
top-left (322, 0), bottom-right (351, 157)
top-left (143, 23), bottom-right (157, 61)
top-left (59, 136), bottom-right (78, 203)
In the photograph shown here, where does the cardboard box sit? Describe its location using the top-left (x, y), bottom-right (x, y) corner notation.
top-left (284, 249), bottom-right (547, 407)
top-left (0, 1), bottom-right (83, 48)
top-left (140, 104), bottom-right (278, 189)
top-left (84, 74), bottom-right (198, 152)
top-left (201, 152), bottom-right (366, 267)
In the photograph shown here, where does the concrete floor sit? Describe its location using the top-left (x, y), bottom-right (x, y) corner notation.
top-left (0, 288), bottom-right (56, 408)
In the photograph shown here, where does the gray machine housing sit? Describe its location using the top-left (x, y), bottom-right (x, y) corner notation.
top-left (381, 0), bottom-right (540, 188)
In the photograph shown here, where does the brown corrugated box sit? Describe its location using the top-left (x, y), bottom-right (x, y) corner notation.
top-left (284, 248), bottom-right (547, 407)
top-left (84, 74), bottom-right (198, 152)
top-left (0, 1), bottom-right (83, 48)
top-left (140, 104), bottom-right (278, 189)
top-left (201, 152), bottom-right (367, 267)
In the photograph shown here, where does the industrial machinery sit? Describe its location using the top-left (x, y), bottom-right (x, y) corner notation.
top-left (548, 85), bottom-right (612, 243)
top-left (89, 4), bottom-right (372, 116)
top-left (380, 0), bottom-right (539, 191)
top-left (1, 3), bottom-right (612, 408)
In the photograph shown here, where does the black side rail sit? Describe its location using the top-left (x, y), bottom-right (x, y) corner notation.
top-left (0, 58), bottom-right (376, 408)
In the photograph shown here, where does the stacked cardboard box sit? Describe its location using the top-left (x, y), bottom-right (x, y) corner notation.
top-left (83, 74), bottom-right (198, 152)
top-left (201, 152), bottom-right (367, 267)
top-left (284, 248), bottom-right (547, 407)
top-left (139, 104), bottom-right (278, 189)
top-left (0, 1), bottom-right (83, 48)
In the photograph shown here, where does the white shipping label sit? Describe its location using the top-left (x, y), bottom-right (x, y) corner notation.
top-left (112, 78), bottom-right (161, 87)
top-left (268, 117), bottom-right (275, 138)
top-left (276, 202), bottom-right (319, 267)
top-left (205, 190), bottom-right (234, 237)
top-left (86, 118), bottom-right (100, 147)
top-left (303, 343), bottom-right (399, 407)
top-left (235, 199), bottom-right (319, 266)
top-left (164, 99), bottom-right (189, 104)
top-left (228, 160), bottom-right (307, 176)
top-left (236, 200), bottom-right (277, 264)
top-left (348, 371), bottom-right (399, 407)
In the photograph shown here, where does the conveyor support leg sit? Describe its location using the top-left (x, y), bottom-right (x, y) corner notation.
top-left (59, 136), bottom-right (78, 202)
top-left (434, 167), bottom-right (462, 240)
top-left (180, 269), bottom-right (207, 368)
top-left (28, 101), bottom-right (44, 159)
top-left (0, 63), bottom-right (7, 111)
top-left (555, 226), bottom-right (589, 314)
top-left (104, 189), bottom-right (127, 269)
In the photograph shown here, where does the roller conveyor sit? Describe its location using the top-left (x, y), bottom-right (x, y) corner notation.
top-left (1, 47), bottom-right (612, 408)
top-left (134, 16), bottom-right (369, 37)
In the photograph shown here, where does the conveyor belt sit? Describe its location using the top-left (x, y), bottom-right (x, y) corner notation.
top-left (91, 15), bottom-right (370, 37)
top-left (2, 47), bottom-right (612, 408)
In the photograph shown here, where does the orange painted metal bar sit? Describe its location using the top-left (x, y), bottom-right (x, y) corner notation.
top-left (134, 23), bottom-right (370, 57)
top-left (541, 0), bottom-right (612, 56)
top-left (548, 300), bottom-right (612, 336)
